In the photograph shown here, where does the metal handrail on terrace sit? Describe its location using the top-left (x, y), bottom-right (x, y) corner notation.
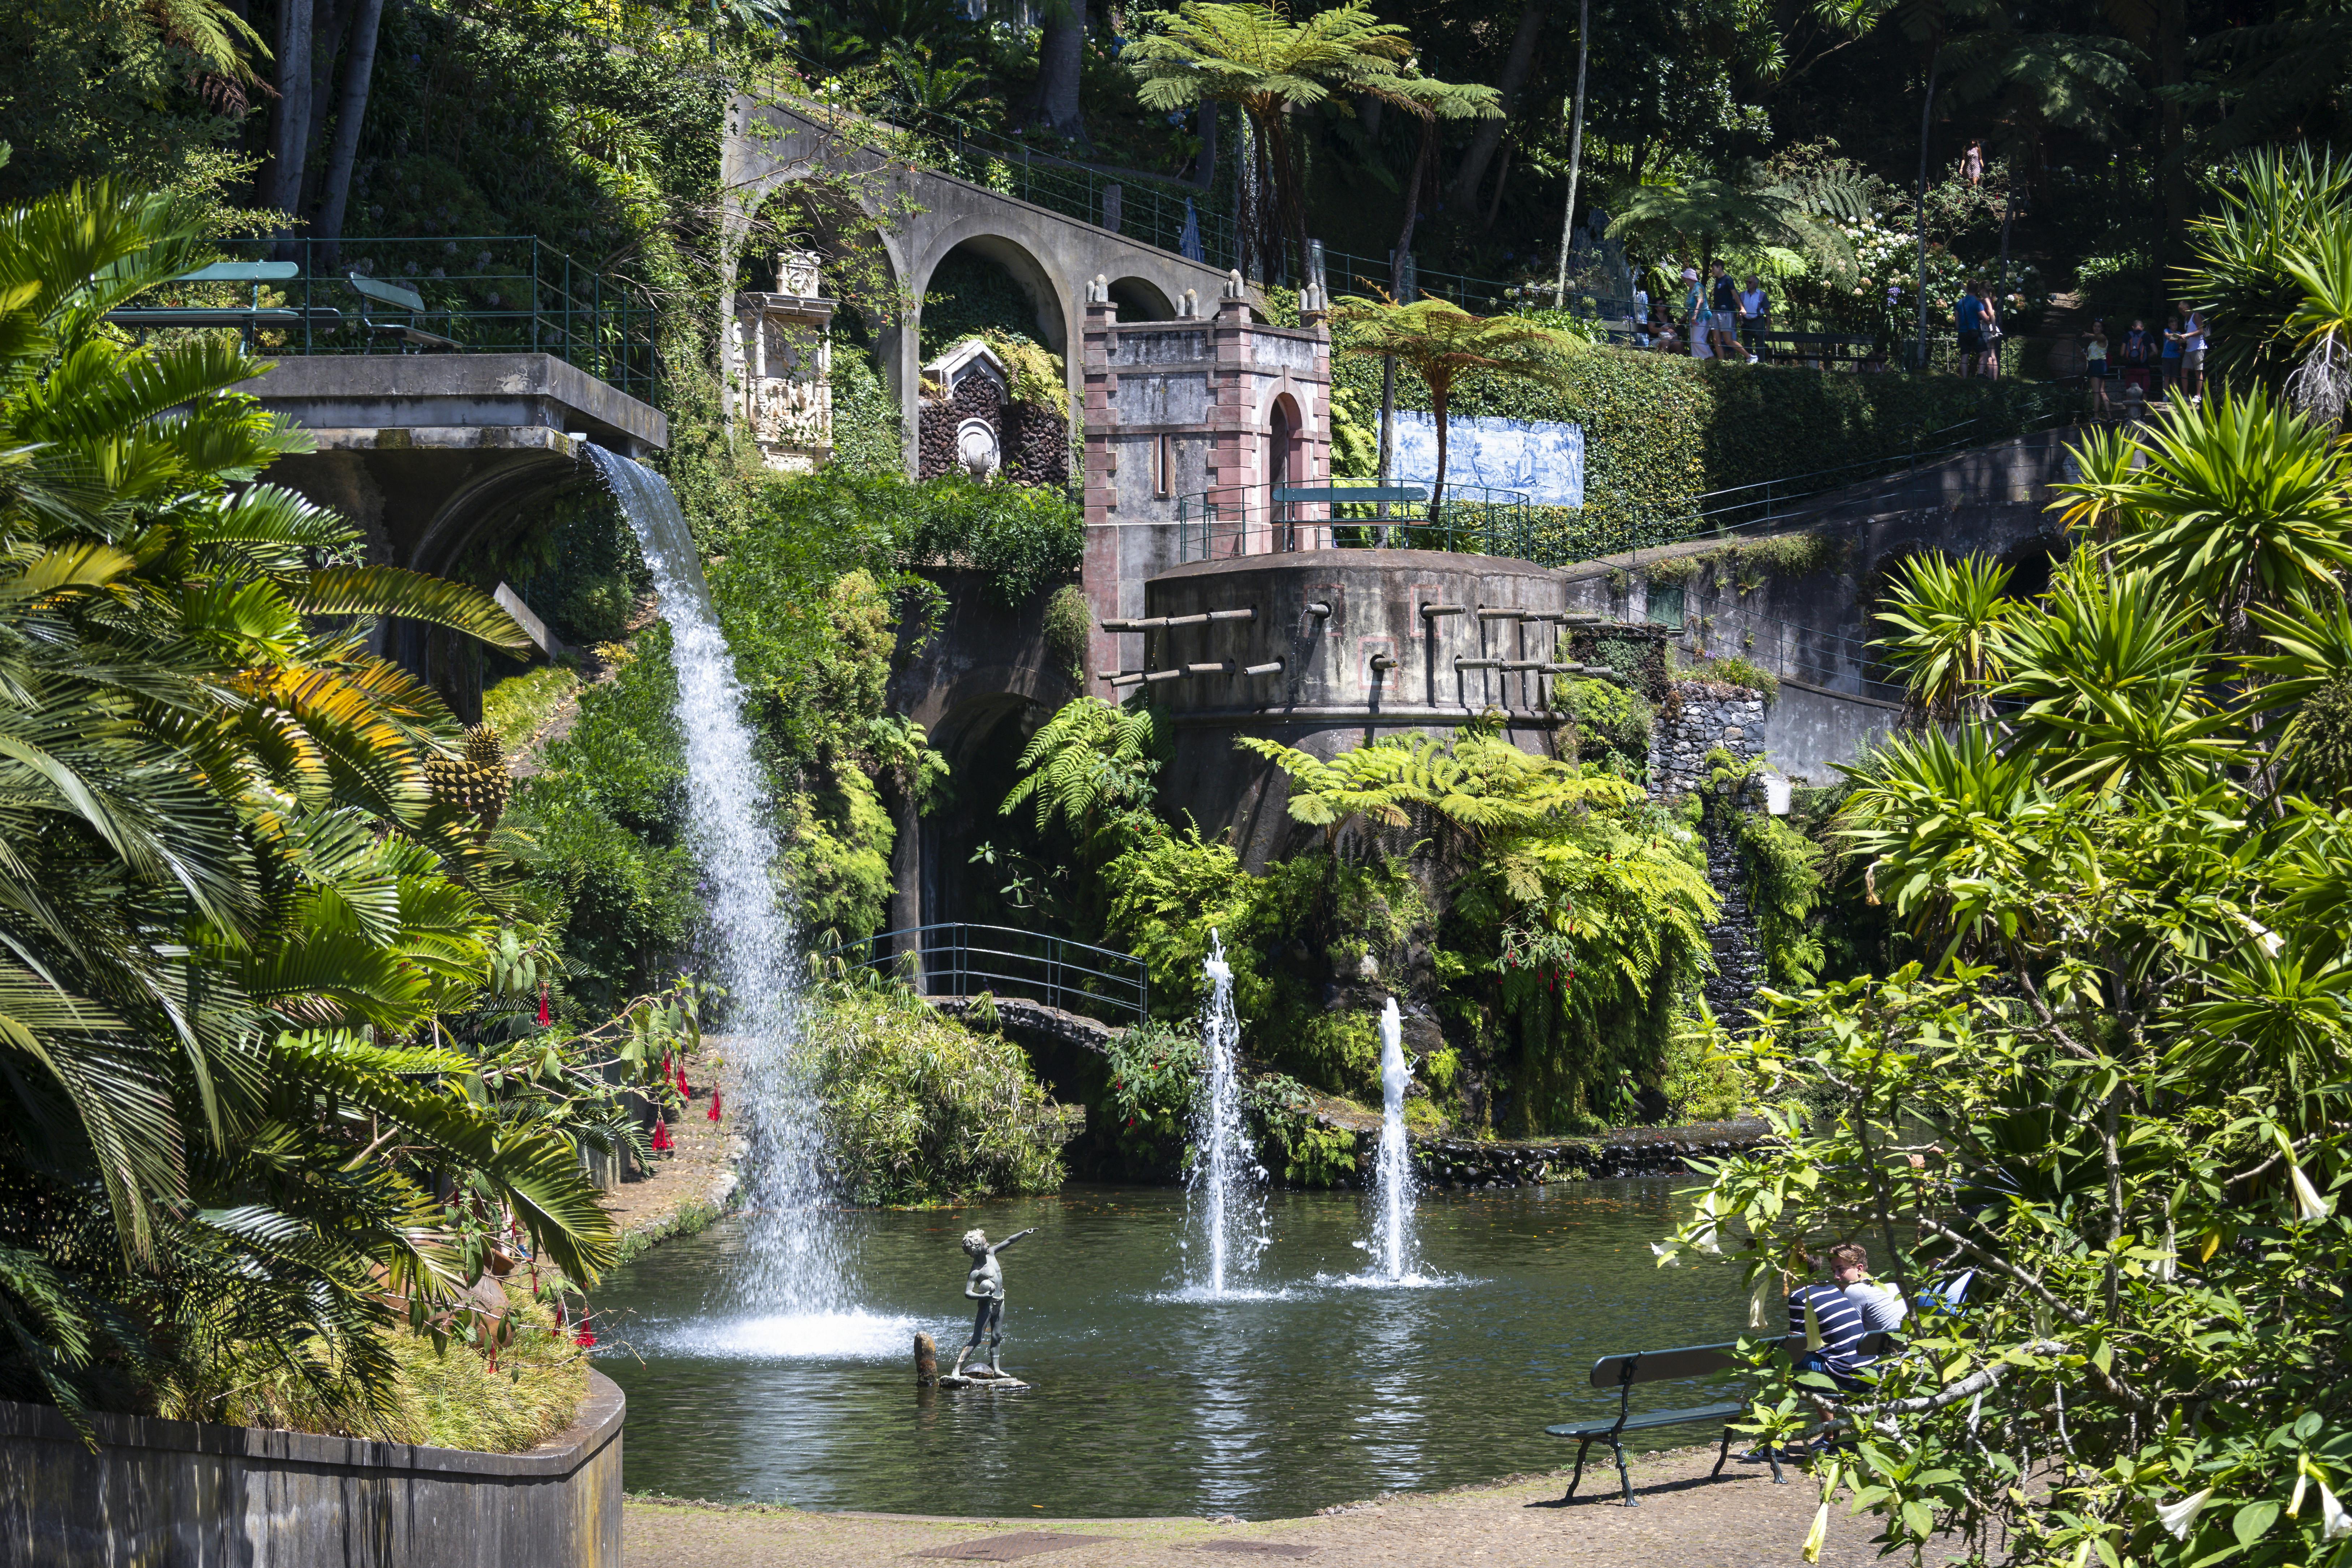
top-left (119, 236), bottom-right (661, 401)
top-left (823, 921), bottom-right (1149, 1026)
top-left (1176, 481), bottom-right (1536, 564)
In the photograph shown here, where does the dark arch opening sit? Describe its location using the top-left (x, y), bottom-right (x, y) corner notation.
top-left (1997, 535), bottom-right (2065, 601)
top-left (923, 237), bottom-right (1064, 357)
top-left (1108, 276), bottom-right (1175, 322)
top-left (920, 692), bottom-right (1054, 931)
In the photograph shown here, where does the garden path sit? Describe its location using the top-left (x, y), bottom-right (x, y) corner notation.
top-left (600, 1056), bottom-right (743, 1247)
top-left (623, 1442), bottom-right (1914, 1566)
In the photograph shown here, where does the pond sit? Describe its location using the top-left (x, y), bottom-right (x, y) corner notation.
top-left (592, 1179), bottom-right (1749, 1520)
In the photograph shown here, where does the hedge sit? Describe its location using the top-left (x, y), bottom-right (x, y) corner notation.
top-left (1329, 336), bottom-right (2069, 560)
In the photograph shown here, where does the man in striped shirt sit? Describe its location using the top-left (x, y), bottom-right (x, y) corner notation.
top-left (1788, 1246), bottom-right (1872, 1392)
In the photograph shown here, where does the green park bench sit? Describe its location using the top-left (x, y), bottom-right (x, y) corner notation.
top-left (347, 272), bottom-right (458, 351)
top-left (1548, 1330), bottom-right (1893, 1506)
top-left (101, 260), bottom-right (342, 345)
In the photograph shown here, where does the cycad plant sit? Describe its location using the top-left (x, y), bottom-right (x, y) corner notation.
top-left (0, 181), bottom-right (624, 1433)
top-left (1650, 391), bottom-right (2352, 1568)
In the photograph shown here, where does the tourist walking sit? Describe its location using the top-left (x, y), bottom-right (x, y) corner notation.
top-left (2082, 318), bottom-right (2111, 414)
top-left (1978, 283), bottom-right (2001, 379)
top-left (2121, 318), bottom-right (2154, 396)
top-left (1681, 266), bottom-right (1709, 359)
top-left (1962, 139), bottom-right (1985, 187)
top-left (1955, 280), bottom-right (1987, 377)
top-left (2158, 306), bottom-right (2184, 399)
top-left (1708, 260), bottom-right (1746, 361)
top-left (2176, 306), bottom-right (2208, 401)
top-left (1741, 274), bottom-right (1771, 356)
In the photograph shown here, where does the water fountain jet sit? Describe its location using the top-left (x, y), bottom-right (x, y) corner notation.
top-left (1367, 996), bottom-right (1419, 1281)
top-left (1187, 931), bottom-right (1267, 1297)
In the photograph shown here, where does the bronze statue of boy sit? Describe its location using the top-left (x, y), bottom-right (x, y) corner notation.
top-left (950, 1227), bottom-right (1036, 1378)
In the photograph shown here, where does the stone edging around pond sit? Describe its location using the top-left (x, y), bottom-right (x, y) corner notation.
top-left (1407, 1119), bottom-right (1769, 1189)
top-left (920, 995), bottom-right (1765, 1192)
top-left (0, 1370), bottom-right (626, 1567)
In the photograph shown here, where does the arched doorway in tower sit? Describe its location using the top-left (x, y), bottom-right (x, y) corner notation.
top-left (1267, 394), bottom-right (1307, 551)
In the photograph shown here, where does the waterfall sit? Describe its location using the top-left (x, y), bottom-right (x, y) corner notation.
top-left (587, 447), bottom-right (841, 1317)
top-left (1368, 996), bottom-right (1419, 1281)
top-left (1188, 930), bottom-right (1266, 1297)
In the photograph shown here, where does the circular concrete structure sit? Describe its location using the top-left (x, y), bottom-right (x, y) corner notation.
top-left (1134, 549), bottom-right (1573, 865)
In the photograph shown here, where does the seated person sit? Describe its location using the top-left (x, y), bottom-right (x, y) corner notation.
top-left (1788, 1244), bottom-right (1873, 1395)
top-left (1838, 1242), bottom-right (1907, 1360)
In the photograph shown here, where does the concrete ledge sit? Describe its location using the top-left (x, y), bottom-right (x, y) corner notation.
top-left (235, 352), bottom-right (667, 453)
top-left (0, 1370), bottom-right (624, 1567)
top-left (300, 424), bottom-right (581, 454)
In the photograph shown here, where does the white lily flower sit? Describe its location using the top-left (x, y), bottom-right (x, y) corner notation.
top-left (2151, 1223), bottom-right (2177, 1284)
top-left (1693, 1191), bottom-right (1723, 1255)
top-left (1749, 1273), bottom-right (1771, 1329)
top-left (1650, 1240), bottom-right (1683, 1268)
top-left (2236, 911), bottom-right (2286, 957)
top-left (1801, 1501), bottom-right (1830, 1563)
top-left (2290, 1161), bottom-right (2335, 1223)
top-left (2291, 1472), bottom-right (2308, 1517)
top-left (2323, 1484), bottom-right (2351, 1542)
top-left (1804, 1294), bottom-right (1825, 1352)
top-left (2156, 1488), bottom-right (2213, 1541)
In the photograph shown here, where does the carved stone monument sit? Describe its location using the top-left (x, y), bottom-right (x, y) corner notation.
top-left (732, 250), bottom-right (833, 473)
top-left (940, 1227), bottom-right (1035, 1390)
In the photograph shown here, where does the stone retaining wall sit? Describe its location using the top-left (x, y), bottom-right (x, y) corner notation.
top-left (0, 1371), bottom-right (625, 1567)
top-left (1408, 1118), bottom-right (1767, 1190)
top-left (1650, 679), bottom-right (1768, 797)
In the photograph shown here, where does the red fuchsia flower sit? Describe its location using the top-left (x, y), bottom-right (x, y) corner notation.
top-left (707, 1088), bottom-right (722, 1122)
top-left (651, 1118), bottom-right (674, 1153)
top-left (574, 1310), bottom-right (595, 1349)
top-left (536, 983), bottom-right (551, 1026)
top-left (675, 1063), bottom-right (690, 1097)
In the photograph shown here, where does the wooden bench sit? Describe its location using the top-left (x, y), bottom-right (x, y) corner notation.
top-left (102, 260), bottom-right (342, 345)
top-left (348, 272), bottom-right (457, 351)
top-left (1547, 1331), bottom-right (1892, 1505)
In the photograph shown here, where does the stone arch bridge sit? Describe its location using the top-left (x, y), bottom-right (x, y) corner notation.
top-left (719, 95), bottom-right (1257, 473)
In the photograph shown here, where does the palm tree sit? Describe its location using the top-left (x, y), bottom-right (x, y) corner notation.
top-left (1325, 296), bottom-right (1578, 511)
top-left (1122, 1), bottom-right (1497, 284)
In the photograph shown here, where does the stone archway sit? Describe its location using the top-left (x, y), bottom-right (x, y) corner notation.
top-left (1107, 276), bottom-right (1176, 322)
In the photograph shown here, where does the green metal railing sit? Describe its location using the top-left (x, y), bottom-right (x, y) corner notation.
top-left (823, 922), bottom-right (1149, 1026)
top-left (915, 120), bottom-right (1241, 274)
top-left (123, 236), bottom-right (661, 401)
top-left (1177, 482), bottom-right (1536, 563)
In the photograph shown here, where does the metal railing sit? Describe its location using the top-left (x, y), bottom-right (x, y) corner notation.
top-left (1177, 482), bottom-right (1536, 563)
top-left (1319, 246), bottom-right (1635, 321)
top-left (912, 120), bottom-right (1241, 273)
top-left (824, 922), bottom-right (1149, 1025)
top-left (125, 236), bottom-right (661, 401)
top-left (1529, 399), bottom-right (2087, 568)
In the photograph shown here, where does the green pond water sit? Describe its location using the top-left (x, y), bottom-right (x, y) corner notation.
top-left (591, 1179), bottom-right (1752, 1520)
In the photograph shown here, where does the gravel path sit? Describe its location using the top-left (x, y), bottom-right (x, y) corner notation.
top-left (625, 1442), bottom-right (1899, 1566)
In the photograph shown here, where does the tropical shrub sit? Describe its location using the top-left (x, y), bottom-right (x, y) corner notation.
top-left (0, 182), bottom-right (622, 1431)
top-left (810, 984), bottom-right (1070, 1204)
top-left (1653, 390), bottom-right (2352, 1568)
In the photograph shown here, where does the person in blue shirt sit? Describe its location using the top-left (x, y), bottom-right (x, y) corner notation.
top-left (1955, 283), bottom-right (1987, 377)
